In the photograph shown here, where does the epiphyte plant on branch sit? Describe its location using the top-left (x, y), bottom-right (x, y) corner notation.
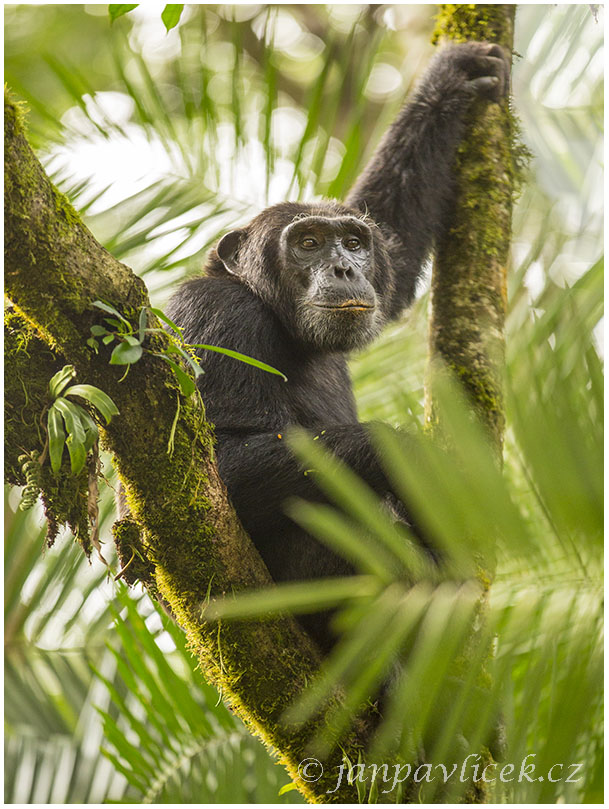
top-left (44, 365), bottom-right (119, 476)
top-left (88, 299), bottom-right (287, 394)
top-left (17, 361), bottom-right (116, 507)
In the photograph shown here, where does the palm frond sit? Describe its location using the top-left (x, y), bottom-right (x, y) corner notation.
top-left (95, 594), bottom-right (304, 803)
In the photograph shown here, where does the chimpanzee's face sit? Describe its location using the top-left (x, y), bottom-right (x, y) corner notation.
top-left (279, 215), bottom-right (382, 351)
top-left (216, 208), bottom-right (384, 352)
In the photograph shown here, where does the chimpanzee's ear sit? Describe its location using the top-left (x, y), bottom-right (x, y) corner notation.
top-left (217, 229), bottom-right (245, 275)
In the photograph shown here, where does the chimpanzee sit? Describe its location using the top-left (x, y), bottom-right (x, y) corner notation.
top-left (166, 42), bottom-right (510, 652)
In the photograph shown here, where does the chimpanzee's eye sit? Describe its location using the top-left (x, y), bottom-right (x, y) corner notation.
top-left (300, 236), bottom-right (319, 250)
top-left (345, 237), bottom-right (361, 251)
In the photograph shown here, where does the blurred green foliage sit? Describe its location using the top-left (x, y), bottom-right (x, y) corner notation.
top-left (4, 4), bottom-right (603, 804)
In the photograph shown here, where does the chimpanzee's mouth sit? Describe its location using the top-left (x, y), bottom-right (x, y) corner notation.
top-left (311, 300), bottom-right (376, 312)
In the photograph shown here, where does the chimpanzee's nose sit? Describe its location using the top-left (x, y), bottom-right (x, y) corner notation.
top-left (333, 266), bottom-right (355, 281)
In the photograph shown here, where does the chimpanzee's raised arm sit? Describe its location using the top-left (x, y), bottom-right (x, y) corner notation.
top-left (164, 42), bottom-right (510, 655)
top-left (345, 42), bottom-right (510, 318)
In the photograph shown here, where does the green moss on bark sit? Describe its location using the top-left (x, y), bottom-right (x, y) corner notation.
top-left (4, 309), bottom-right (59, 483)
top-left (4, 309), bottom-right (92, 547)
top-left (432, 4), bottom-right (513, 44)
top-left (113, 517), bottom-right (157, 589)
top-left (425, 5), bottom-right (522, 458)
top-left (5, 95), bottom-right (148, 362)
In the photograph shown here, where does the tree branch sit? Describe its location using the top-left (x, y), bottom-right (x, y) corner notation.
top-left (425, 5), bottom-right (519, 458)
top-left (419, 10), bottom-right (520, 801)
top-left (4, 93), bottom-right (368, 803)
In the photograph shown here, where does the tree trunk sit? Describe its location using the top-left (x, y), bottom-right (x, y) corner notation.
top-left (422, 9), bottom-right (519, 803)
top-left (425, 4), bottom-right (517, 459)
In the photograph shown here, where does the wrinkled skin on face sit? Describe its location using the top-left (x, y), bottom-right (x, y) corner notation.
top-left (280, 215), bottom-right (383, 351)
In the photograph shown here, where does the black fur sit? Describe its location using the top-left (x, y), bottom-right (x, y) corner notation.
top-left (166, 43), bottom-right (509, 652)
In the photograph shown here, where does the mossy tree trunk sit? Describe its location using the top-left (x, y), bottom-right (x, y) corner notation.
top-left (422, 8), bottom-right (518, 803)
top-left (425, 4), bottom-right (517, 459)
top-left (4, 95), bottom-right (374, 804)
